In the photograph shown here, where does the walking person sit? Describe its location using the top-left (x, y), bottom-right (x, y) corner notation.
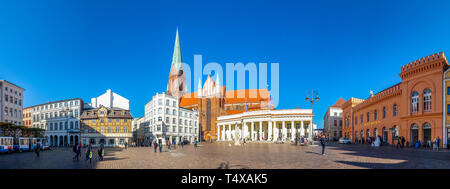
top-left (433, 137), bottom-right (439, 152)
top-left (159, 141), bottom-right (162, 152)
top-left (76, 143), bottom-right (81, 160)
top-left (72, 144), bottom-right (78, 160)
top-left (181, 141), bottom-right (184, 149)
top-left (35, 142), bottom-right (41, 157)
top-left (396, 137), bottom-right (401, 149)
top-left (86, 143), bottom-right (93, 164)
top-left (173, 140), bottom-right (176, 149)
top-left (194, 140), bottom-right (198, 149)
top-left (125, 142), bottom-right (128, 149)
top-left (401, 137), bottom-right (405, 148)
top-left (320, 136), bottom-right (326, 155)
top-left (98, 142), bottom-right (104, 161)
top-left (153, 141), bottom-right (157, 153)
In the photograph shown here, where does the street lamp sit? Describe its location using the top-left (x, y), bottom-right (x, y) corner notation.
top-left (305, 90), bottom-right (319, 143)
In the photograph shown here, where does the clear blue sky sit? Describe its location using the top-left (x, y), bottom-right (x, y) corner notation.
top-left (1, 0), bottom-right (450, 128)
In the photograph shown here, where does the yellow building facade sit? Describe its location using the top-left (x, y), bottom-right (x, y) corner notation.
top-left (80, 106), bottom-right (133, 147)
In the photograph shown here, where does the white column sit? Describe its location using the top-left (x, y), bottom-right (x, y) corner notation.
top-left (282, 121), bottom-right (286, 141)
top-left (272, 121), bottom-right (278, 141)
top-left (222, 124), bottom-right (225, 141)
top-left (228, 124), bottom-right (231, 141)
top-left (217, 124), bottom-right (221, 141)
top-left (268, 121), bottom-right (272, 141)
top-left (291, 120), bottom-right (295, 141)
top-left (259, 121), bottom-right (263, 141)
top-left (301, 121), bottom-right (305, 136)
top-left (251, 122), bottom-right (254, 141)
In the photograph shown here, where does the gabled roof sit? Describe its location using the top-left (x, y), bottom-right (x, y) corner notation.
top-left (330, 97), bottom-right (346, 108)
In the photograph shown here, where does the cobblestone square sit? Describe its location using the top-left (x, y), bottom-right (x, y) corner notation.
top-left (1, 142), bottom-right (449, 169)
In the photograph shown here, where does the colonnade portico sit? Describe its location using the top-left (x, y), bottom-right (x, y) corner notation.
top-left (216, 109), bottom-right (314, 143)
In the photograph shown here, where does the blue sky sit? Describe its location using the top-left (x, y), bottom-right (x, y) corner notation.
top-left (1, 0), bottom-right (450, 128)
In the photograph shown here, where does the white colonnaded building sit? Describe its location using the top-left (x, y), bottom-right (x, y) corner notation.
top-left (144, 92), bottom-right (198, 145)
top-left (216, 108), bottom-right (314, 143)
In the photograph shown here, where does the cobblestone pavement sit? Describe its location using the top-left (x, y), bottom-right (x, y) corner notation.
top-left (1, 142), bottom-right (449, 169)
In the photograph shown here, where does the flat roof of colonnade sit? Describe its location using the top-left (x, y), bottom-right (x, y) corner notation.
top-left (217, 109), bottom-right (314, 122)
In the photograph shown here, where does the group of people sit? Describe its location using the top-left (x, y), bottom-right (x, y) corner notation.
top-left (295, 136), bottom-right (308, 146)
top-left (72, 142), bottom-right (105, 164)
top-left (151, 140), bottom-right (198, 153)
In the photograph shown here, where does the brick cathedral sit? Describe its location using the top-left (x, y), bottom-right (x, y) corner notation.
top-left (167, 27), bottom-right (273, 141)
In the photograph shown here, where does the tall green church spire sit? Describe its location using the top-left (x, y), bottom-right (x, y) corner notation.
top-left (171, 25), bottom-right (182, 71)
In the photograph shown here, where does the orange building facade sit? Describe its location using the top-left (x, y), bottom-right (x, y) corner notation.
top-left (22, 107), bottom-right (32, 127)
top-left (342, 52), bottom-right (448, 146)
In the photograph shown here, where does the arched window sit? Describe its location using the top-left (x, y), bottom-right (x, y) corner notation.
top-left (411, 91), bottom-right (419, 113)
top-left (423, 89), bottom-right (432, 111)
top-left (374, 110), bottom-right (378, 120)
top-left (383, 107), bottom-right (386, 118)
top-left (393, 104), bottom-right (398, 116)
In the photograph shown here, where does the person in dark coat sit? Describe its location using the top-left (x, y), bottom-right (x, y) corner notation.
top-left (320, 136), bottom-right (326, 155)
top-left (159, 141), bottom-right (162, 152)
top-left (35, 142), bottom-right (40, 157)
top-left (153, 141), bottom-right (157, 152)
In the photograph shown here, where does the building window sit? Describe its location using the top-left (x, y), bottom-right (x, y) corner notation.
top-left (166, 108), bottom-right (169, 114)
top-left (411, 91), bottom-right (419, 113)
top-left (158, 99), bottom-right (162, 105)
top-left (108, 126), bottom-right (112, 133)
top-left (173, 109), bottom-right (176, 115)
top-left (116, 126), bottom-right (120, 133)
top-left (360, 115), bottom-right (363, 123)
top-left (334, 120), bottom-right (337, 126)
top-left (374, 110), bottom-right (377, 120)
top-left (393, 104), bottom-right (398, 116)
top-left (100, 127), bottom-right (105, 133)
top-left (447, 87), bottom-right (450, 95)
top-left (423, 88), bottom-right (432, 112)
top-left (367, 112), bottom-right (370, 122)
top-left (383, 107), bottom-right (386, 118)
top-left (123, 127), bottom-right (128, 133)
top-left (448, 104), bottom-right (450, 114)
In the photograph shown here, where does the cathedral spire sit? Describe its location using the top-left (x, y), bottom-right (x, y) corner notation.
top-left (171, 25), bottom-right (182, 72)
top-left (167, 26), bottom-right (187, 100)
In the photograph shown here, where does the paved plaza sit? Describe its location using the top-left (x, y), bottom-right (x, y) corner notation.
top-left (0, 142), bottom-right (449, 169)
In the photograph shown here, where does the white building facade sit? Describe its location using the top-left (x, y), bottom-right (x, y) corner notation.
top-left (90, 89), bottom-right (130, 110)
top-left (216, 109), bottom-right (314, 142)
top-left (0, 80), bottom-right (24, 125)
top-left (145, 92), bottom-right (198, 145)
top-left (323, 107), bottom-right (343, 141)
top-left (30, 98), bottom-right (84, 146)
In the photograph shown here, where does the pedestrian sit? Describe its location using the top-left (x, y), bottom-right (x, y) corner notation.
top-left (447, 137), bottom-right (450, 150)
top-left (72, 144), bottom-right (78, 160)
top-left (173, 141), bottom-right (176, 149)
top-left (320, 136), bottom-right (326, 155)
top-left (159, 141), bottom-right (162, 152)
top-left (98, 142), bottom-right (104, 161)
top-left (181, 141), bottom-right (184, 149)
top-left (125, 142), bottom-right (128, 149)
top-left (35, 142), bottom-right (41, 157)
top-left (168, 141), bottom-right (171, 150)
top-left (153, 141), bottom-right (157, 152)
top-left (76, 144), bottom-right (81, 160)
top-left (433, 138), bottom-right (439, 152)
top-left (437, 136), bottom-right (440, 149)
top-left (86, 143), bottom-right (92, 164)
top-left (401, 137), bottom-right (405, 148)
top-left (396, 137), bottom-right (401, 149)
top-left (194, 140), bottom-right (198, 149)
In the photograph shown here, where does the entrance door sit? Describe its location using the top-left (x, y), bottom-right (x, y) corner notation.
top-left (423, 123), bottom-right (431, 147)
top-left (382, 129), bottom-right (388, 144)
top-left (411, 125), bottom-right (419, 145)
